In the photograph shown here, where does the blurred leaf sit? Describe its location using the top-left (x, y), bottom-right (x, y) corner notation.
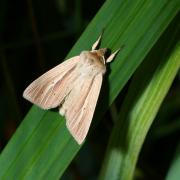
top-left (152, 118), bottom-right (180, 139)
top-left (0, 0), bottom-right (179, 179)
top-left (99, 35), bottom-right (180, 180)
top-left (166, 141), bottom-right (180, 180)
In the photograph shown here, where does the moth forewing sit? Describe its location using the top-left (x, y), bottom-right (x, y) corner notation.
top-left (66, 73), bottom-right (103, 144)
top-left (23, 56), bottom-right (79, 109)
top-left (23, 35), bottom-right (119, 144)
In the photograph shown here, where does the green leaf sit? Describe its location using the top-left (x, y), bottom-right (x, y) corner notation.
top-left (0, 0), bottom-right (179, 179)
top-left (99, 27), bottom-right (180, 180)
top-left (166, 141), bottom-right (180, 180)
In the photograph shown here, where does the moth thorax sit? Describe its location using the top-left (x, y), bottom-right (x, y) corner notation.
top-left (80, 51), bottom-right (106, 74)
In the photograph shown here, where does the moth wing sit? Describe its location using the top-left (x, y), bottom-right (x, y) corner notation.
top-left (23, 56), bottom-right (79, 109)
top-left (65, 73), bottom-right (103, 144)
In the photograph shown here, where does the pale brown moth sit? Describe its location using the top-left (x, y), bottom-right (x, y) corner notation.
top-left (23, 35), bottom-right (119, 144)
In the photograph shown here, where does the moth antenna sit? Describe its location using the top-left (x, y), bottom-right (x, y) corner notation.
top-left (106, 45), bottom-right (124, 63)
top-left (92, 34), bottom-right (102, 50)
top-left (106, 49), bottom-right (119, 63)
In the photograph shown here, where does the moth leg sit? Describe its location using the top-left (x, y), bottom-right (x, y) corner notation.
top-left (106, 49), bottom-right (120, 63)
top-left (92, 34), bottom-right (102, 50)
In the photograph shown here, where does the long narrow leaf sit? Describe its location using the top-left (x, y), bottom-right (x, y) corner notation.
top-left (166, 141), bottom-right (180, 180)
top-left (99, 30), bottom-right (180, 180)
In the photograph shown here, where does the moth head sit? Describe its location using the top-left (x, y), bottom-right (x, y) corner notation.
top-left (93, 48), bottom-right (107, 65)
top-left (80, 50), bottom-right (106, 65)
top-left (96, 48), bottom-right (107, 57)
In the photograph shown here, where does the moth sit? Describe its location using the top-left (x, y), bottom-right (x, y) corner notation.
top-left (23, 35), bottom-right (119, 144)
